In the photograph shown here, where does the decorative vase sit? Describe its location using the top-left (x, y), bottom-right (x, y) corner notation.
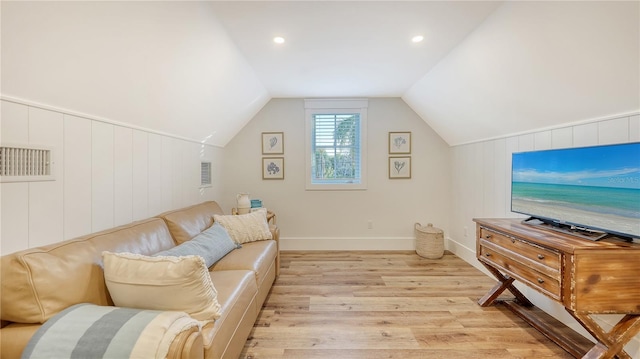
top-left (236, 193), bottom-right (251, 214)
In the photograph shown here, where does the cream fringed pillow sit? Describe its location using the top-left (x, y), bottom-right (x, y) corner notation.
top-left (213, 209), bottom-right (273, 244)
top-left (102, 252), bottom-right (221, 321)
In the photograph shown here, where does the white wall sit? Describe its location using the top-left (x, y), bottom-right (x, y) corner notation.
top-left (0, 99), bottom-right (223, 255)
top-left (1, 1), bottom-right (269, 147)
top-left (448, 113), bottom-right (640, 357)
top-left (220, 98), bottom-right (452, 250)
top-left (404, 1), bottom-right (640, 146)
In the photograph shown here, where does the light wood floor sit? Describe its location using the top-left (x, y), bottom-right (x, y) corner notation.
top-left (240, 251), bottom-right (574, 359)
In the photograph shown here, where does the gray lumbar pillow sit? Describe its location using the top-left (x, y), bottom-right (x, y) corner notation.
top-left (154, 222), bottom-right (239, 267)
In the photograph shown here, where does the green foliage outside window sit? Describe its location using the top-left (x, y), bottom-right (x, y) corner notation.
top-left (312, 114), bottom-right (360, 183)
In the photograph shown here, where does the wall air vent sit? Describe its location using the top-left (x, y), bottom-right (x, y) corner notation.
top-left (0, 145), bottom-right (55, 182)
top-left (200, 161), bottom-right (212, 187)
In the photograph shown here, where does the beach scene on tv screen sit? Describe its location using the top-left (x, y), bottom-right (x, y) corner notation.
top-left (512, 143), bottom-right (640, 238)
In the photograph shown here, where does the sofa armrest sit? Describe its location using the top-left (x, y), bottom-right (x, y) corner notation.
top-left (269, 224), bottom-right (280, 276)
top-left (1, 323), bottom-right (41, 359)
top-left (167, 325), bottom-right (204, 359)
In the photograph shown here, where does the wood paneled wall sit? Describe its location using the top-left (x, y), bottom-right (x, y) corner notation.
top-left (0, 99), bottom-right (222, 255)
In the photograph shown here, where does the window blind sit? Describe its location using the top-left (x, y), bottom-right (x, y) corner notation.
top-left (311, 113), bottom-right (361, 184)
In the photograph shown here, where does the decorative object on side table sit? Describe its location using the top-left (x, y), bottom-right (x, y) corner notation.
top-left (236, 193), bottom-right (251, 214)
top-left (388, 131), bottom-right (411, 154)
top-left (262, 157), bottom-right (284, 180)
top-left (389, 156), bottom-right (411, 179)
top-left (262, 132), bottom-right (284, 155)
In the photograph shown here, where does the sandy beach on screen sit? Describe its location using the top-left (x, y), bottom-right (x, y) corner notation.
top-left (512, 198), bottom-right (640, 239)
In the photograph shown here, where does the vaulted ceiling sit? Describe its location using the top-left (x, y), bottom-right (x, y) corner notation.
top-left (2, 1), bottom-right (639, 146)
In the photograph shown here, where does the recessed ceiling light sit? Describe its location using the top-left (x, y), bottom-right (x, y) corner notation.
top-left (273, 37), bottom-right (285, 44)
top-left (411, 35), bottom-right (424, 43)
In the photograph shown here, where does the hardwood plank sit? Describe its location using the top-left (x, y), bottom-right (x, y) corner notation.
top-left (255, 349), bottom-right (516, 359)
top-left (241, 251), bottom-right (576, 358)
top-left (255, 310), bottom-right (464, 329)
top-left (247, 327), bottom-right (421, 349)
top-left (309, 296), bottom-right (483, 312)
top-left (411, 327), bottom-right (563, 350)
top-left (503, 301), bottom-right (592, 357)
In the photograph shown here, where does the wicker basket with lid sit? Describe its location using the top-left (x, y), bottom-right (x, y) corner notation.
top-left (414, 223), bottom-right (444, 259)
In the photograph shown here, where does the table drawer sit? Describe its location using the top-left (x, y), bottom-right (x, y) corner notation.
top-left (479, 243), bottom-right (561, 300)
top-left (479, 227), bottom-right (560, 270)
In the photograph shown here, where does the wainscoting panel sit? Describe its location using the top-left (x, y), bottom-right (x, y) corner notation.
top-left (147, 133), bottom-right (163, 217)
top-left (114, 126), bottom-right (133, 227)
top-left (160, 136), bottom-right (174, 214)
top-left (91, 121), bottom-right (115, 232)
top-left (63, 115), bottom-right (93, 240)
top-left (534, 130), bottom-right (552, 150)
top-left (573, 122), bottom-right (599, 147)
top-left (551, 126), bottom-right (573, 148)
top-left (1, 101), bottom-right (28, 142)
top-left (632, 115), bottom-right (640, 140)
top-left (132, 130), bottom-right (149, 221)
top-left (1, 183), bottom-right (29, 254)
top-left (28, 107), bottom-right (64, 247)
top-left (599, 116), bottom-right (631, 144)
top-left (1, 98), bottom-right (220, 254)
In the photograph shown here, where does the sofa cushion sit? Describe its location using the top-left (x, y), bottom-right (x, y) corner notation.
top-left (158, 201), bottom-right (225, 244)
top-left (1, 218), bottom-right (176, 324)
top-left (211, 240), bottom-right (277, 287)
top-left (153, 223), bottom-right (238, 268)
top-left (103, 252), bottom-right (221, 321)
top-left (213, 209), bottom-right (273, 244)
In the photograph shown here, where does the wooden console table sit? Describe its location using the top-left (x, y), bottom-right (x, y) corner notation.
top-left (474, 218), bottom-right (640, 359)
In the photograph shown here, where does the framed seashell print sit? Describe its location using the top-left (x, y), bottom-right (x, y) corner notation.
top-left (388, 132), bottom-right (411, 154)
top-left (262, 132), bottom-right (284, 154)
top-left (263, 157), bottom-right (284, 180)
top-left (389, 156), bottom-right (411, 179)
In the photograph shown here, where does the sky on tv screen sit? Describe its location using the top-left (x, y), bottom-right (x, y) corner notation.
top-left (512, 143), bottom-right (640, 190)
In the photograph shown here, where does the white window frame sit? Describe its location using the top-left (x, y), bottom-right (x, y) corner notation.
top-left (305, 99), bottom-right (368, 191)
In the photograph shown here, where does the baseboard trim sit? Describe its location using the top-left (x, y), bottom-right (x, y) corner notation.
top-left (443, 237), bottom-right (490, 273)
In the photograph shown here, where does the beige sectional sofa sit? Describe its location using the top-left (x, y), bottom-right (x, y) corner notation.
top-left (0, 201), bottom-right (279, 359)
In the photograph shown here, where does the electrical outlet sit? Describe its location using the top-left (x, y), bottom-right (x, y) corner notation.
top-left (367, 220), bottom-right (373, 229)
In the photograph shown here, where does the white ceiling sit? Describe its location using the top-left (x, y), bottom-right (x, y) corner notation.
top-left (210, 1), bottom-right (501, 98)
top-left (2, 1), bottom-right (639, 146)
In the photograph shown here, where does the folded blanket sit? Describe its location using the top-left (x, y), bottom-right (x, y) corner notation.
top-left (22, 303), bottom-right (200, 359)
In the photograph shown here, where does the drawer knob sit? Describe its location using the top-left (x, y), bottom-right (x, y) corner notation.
top-left (485, 234), bottom-right (492, 239)
top-left (485, 253), bottom-right (491, 257)
top-left (537, 278), bottom-right (545, 284)
top-left (537, 254), bottom-right (545, 260)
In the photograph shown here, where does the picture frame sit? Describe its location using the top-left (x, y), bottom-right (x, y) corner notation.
top-left (389, 132), bottom-right (411, 154)
top-left (262, 132), bottom-right (284, 155)
top-left (262, 157), bottom-right (284, 180)
top-left (389, 156), bottom-right (411, 179)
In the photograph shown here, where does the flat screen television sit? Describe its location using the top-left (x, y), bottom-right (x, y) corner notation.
top-left (511, 142), bottom-right (640, 241)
